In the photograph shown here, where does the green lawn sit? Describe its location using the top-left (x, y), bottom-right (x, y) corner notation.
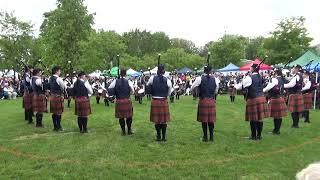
top-left (0, 95), bottom-right (319, 179)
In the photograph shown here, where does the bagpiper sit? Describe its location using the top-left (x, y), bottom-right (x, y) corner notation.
top-left (228, 75), bottom-right (236, 102)
top-left (263, 69), bottom-right (287, 134)
top-left (191, 65), bottom-right (219, 142)
top-left (301, 70), bottom-right (313, 123)
top-left (108, 68), bottom-right (134, 135)
top-left (147, 64), bottom-right (172, 142)
top-left (31, 68), bottom-right (47, 127)
top-left (73, 71), bottom-right (93, 133)
top-left (49, 66), bottom-right (65, 131)
top-left (22, 66), bottom-right (34, 124)
top-left (284, 65), bottom-right (304, 128)
top-left (235, 63), bottom-right (270, 140)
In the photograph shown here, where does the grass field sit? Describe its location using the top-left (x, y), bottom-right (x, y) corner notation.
top-left (0, 95), bottom-right (319, 179)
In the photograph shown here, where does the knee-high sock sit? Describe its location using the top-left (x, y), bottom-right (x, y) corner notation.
top-left (28, 110), bottom-right (33, 123)
top-left (304, 110), bottom-right (310, 122)
top-left (57, 115), bottom-right (62, 129)
top-left (155, 124), bottom-right (161, 140)
top-left (77, 117), bottom-right (82, 131)
top-left (119, 118), bottom-right (126, 134)
top-left (278, 118), bottom-right (282, 132)
top-left (52, 114), bottom-right (57, 129)
top-left (202, 123), bottom-right (208, 140)
top-left (161, 124), bottom-right (167, 141)
top-left (257, 121), bottom-right (263, 137)
top-left (126, 118), bottom-right (132, 133)
top-left (24, 110), bottom-right (28, 121)
top-left (67, 99), bottom-right (71, 107)
top-left (230, 96), bottom-right (232, 102)
top-left (83, 117), bottom-right (88, 132)
top-left (208, 123), bottom-right (214, 141)
top-left (273, 118), bottom-right (278, 132)
top-left (250, 121), bottom-right (256, 138)
top-left (96, 96), bottom-right (100, 104)
top-left (36, 113), bottom-right (43, 126)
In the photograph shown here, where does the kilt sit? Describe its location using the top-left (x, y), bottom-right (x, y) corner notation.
top-left (32, 94), bottom-right (47, 113)
top-left (150, 99), bottom-right (170, 124)
top-left (75, 96), bottom-right (92, 117)
top-left (197, 98), bottom-right (216, 123)
top-left (288, 94), bottom-right (304, 113)
top-left (115, 98), bottom-right (133, 118)
top-left (303, 93), bottom-right (313, 110)
top-left (269, 97), bottom-right (287, 118)
top-left (50, 94), bottom-right (64, 115)
top-left (245, 96), bottom-right (270, 121)
top-left (22, 92), bottom-right (33, 110)
top-left (228, 87), bottom-right (236, 96)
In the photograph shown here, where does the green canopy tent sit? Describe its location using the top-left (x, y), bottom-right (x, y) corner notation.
top-left (288, 51), bottom-right (320, 67)
top-left (110, 67), bottom-right (119, 77)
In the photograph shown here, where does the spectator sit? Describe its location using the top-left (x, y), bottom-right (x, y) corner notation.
top-left (3, 82), bottom-right (17, 100)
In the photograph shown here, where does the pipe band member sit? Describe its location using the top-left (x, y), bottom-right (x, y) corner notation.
top-left (235, 63), bottom-right (270, 140)
top-left (284, 65), bottom-right (304, 128)
top-left (108, 68), bottom-right (134, 135)
top-left (191, 65), bottom-right (219, 142)
top-left (302, 70), bottom-right (313, 123)
top-left (147, 64), bottom-right (172, 142)
top-left (31, 68), bottom-right (47, 127)
top-left (73, 71), bottom-right (93, 133)
top-left (263, 69), bottom-right (287, 135)
top-left (49, 66), bottom-right (65, 131)
top-left (22, 66), bottom-right (34, 124)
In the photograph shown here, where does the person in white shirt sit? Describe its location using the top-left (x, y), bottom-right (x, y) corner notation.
top-left (49, 66), bottom-right (66, 131)
top-left (301, 71), bottom-right (313, 123)
top-left (108, 68), bottom-right (135, 135)
top-left (147, 64), bottom-right (172, 142)
top-left (284, 65), bottom-right (304, 128)
top-left (3, 83), bottom-right (17, 99)
top-left (263, 69), bottom-right (287, 135)
top-left (234, 63), bottom-right (270, 140)
top-left (73, 71), bottom-right (93, 133)
top-left (190, 65), bottom-right (219, 142)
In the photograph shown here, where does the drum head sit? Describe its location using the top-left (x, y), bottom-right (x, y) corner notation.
top-left (138, 89), bottom-right (145, 94)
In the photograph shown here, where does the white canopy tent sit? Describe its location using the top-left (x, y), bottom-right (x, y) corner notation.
top-left (0, 69), bottom-right (19, 79)
top-left (89, 70), bottom-right (102, 78)
top-left (143, 67), bottom-right (171, 77)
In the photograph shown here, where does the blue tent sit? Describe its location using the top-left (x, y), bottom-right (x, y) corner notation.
top-left (177, 67), bottom-right (193, 74)
top-left (217, 63), bottom-right (239, 72)
top-left (304, 61), bottom-right (320, 72)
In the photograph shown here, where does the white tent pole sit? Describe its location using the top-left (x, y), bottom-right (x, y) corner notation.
top-left (314, 72), bottom-right (318, 110)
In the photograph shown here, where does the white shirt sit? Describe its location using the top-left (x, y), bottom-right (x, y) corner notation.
top-left (33, 76), bottom-right (42, 86)
top-left (263, 77), bottom-right (279, 93)
top-left (80, 79), bottom-right (93, 96)
top-left (302, 77), bottom-right (311, 91)
top-left (190, 75), bottom-right (220, 94)
top-left (108, 78), bottom-right (134, 94)
top-left (147, 75), bottom-right (172, 98)
top-left (234, 73), bottom-right (256, 90)
top-left (284, 74), bottom-right (301, 89)
top-left (53, 75), bottom-right (65, 90)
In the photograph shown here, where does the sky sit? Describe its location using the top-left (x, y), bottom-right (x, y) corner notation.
top-left (1, 0), bottom-right (319, 47)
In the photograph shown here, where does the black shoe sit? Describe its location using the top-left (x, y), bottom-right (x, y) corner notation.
top-left (162, 138), bottom-right (167, 142)
top-left (249, 136), bottom-right (257, 140)
top-left (156, 137), bottom-right (161, 141)
top-left (83, 130), bottom-right (88, 133)
top-left (127, 131), bottom-right (134, 135)
top-left (257, 136), bottom-right (262, 140)
top-left (291, 125), bottom-right (299, 128)
top-left (209, 138), bottom-right (214, 143)
top-left (202, 137), bottom-right (208, 142)
top-left (272, 131), bottom-right (280, 135)
top-left (304, 120), bottom-right (310, 123)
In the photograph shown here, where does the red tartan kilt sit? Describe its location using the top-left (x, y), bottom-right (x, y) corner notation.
top-left (269, 97), bottom-right (287, 118)
top-left (197, 98), bottom-right (216, 123)
top-left (75, 96), bottom-right (91, 117)
top-left (23, 92), bottom-right (33, 110)
top-left (228, 87), bottom-right (236, 96)
top-left (50, 94), bottom-right (64, 115)
top-left (303, 93), bottom-right (313, 110)
top-left (32, 94), bottom-right (47, 113)
top-left (288, 94), bottom-right (304, 113)
top-left (115, 99), bottom-right (133, 118)
top-left (150, 99), bottom-right (170, 124)
top-left (245, 96), bottom-right (270, 121)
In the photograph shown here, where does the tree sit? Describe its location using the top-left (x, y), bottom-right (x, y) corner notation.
top-left (0, 11), bottom-right (34, 70)
top-left (40, 0), bottom-right (94, 70)
top-left (245, 37), bottom-right (267, 60)
top-left (208, 35), bottom-right (246, 68)
top-left (263, 16), bottom-right (313, 65)
top-left (79, 30), bottom-right (127, 72)
top-left (171, 38), bottom-right (198, 54)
